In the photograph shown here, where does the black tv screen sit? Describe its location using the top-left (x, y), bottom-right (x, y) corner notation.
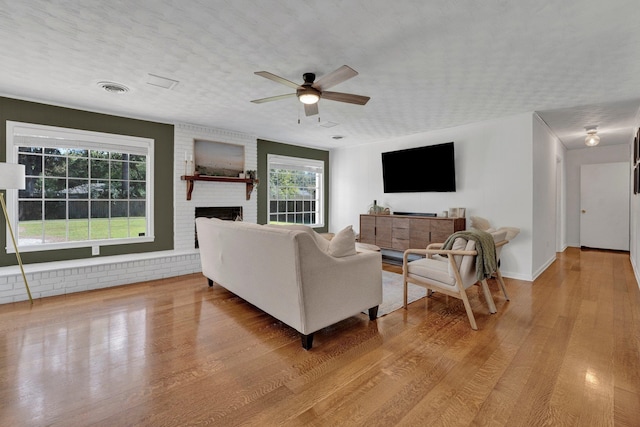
top-left (382, 142), bottom-right (456, 193)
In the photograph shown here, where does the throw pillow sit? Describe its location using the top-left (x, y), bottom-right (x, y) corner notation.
top-left (327, 225), bottom-right (357, 257)
top-left (470, 216), bottom-right (491, 231)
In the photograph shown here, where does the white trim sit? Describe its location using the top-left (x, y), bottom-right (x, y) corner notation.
top-left (5, 120), bottom-right (155, 253)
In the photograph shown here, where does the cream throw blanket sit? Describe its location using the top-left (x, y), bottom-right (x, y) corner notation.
top-left (441, 230), bottom-right (497, 281)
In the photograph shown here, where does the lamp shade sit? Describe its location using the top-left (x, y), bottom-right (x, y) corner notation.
top-left (0, 163), bottom-right (26, 190)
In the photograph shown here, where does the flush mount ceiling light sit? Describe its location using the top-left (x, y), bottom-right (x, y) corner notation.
top-left (97, 81), bottom-right (129, 94)
top-left (585, 126), bottom-right (600, 147)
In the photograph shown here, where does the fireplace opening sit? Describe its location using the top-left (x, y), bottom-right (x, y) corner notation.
top-left (195, 206), bottom-right (242, 248)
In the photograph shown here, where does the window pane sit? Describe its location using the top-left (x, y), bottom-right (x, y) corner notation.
top-left (19, 201), bottom-right (42, 221)
top-left (91, 201), bottom-right (109, 218)
top-left (111, 201), bottom-right (128, 218)
top-left (20, 153), bottom-right (42, 176)
top-left (20, 178), bottom-right (42, 198)
top-left (44, 178), bottom-right (66, 199)
top-left (130, 201), bottom-right (145, 217)
top-left (44, 201), bottom-right (66, 220)
top-left (110, 218), bottom-right (129, 238)
top-left (69, 219), bottom-right (89, 241)
top-left (90, 218), bottom-right (109, 240)
top-left (130, 217), bottom-right (146, 237)
top-left (91, 150), bottom-right (109, 159)
top-left (44, 156), bottom-right (66, 177)
top-left (68, 179), bottom-right (89, 199)
top-left (19, 147), bottom-right (42, 154)
top-left (69, 201), bottom-right (88, 219)
top-left (68, 149), bottom-right (88, 158)
top-left (90, 159), bottom-right (109, 179)
top-left (110, 181), bottom-right (127, 199)
top-left (44, 220), bottom-right (66, 243)
top-left (91, 180), bottom-right (109, 199)
top-left (130, 181), bottom-right (146, 199)
top-left (110, 152), bottom-right (128, 161)
top-left (110, 161), bottom-right (124, 179)
top-left (69, 157), bottom-right (88, 178)
top-left (129, 162), bottom-right (146, 180)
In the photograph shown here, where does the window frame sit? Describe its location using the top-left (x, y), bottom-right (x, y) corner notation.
top-left (267, 154), bottom-right (325, 228)
top-left (5, 120), bottom-right (155, 253)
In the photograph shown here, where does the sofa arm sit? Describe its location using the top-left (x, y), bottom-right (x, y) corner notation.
top-left (296, 241), bottom-right (382, 335)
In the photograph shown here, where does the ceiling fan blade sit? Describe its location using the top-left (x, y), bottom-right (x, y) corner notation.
top-left (321, 91), bottom-right (370, 105)
top-left (254, 71), bottom-right (300, 89)
top-left (251, 93), bottom-right (296, 104)
top-left (313, 65), bottom-right (358, 90)
top-left (304, 103), bottom-right (319, 117)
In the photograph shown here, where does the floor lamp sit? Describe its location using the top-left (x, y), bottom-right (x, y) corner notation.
top-left (0, 163), bottom-right (32, 304)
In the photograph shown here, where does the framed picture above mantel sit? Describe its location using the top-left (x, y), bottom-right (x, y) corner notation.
top-left (194, 139), bottom-right (245, 177)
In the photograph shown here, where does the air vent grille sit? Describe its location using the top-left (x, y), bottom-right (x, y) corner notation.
top-left (97, 81), bottom-right (129, 94)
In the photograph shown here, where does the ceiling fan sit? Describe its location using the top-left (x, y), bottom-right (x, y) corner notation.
top-left (251, 65), bottom-right (370, 117)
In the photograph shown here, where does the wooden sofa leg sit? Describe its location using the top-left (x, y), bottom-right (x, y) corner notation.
top-left (301, 333), bottom-right (314, 350)
top-left (368, 306), bottom-right (379, 320)
top-left (207, 278), bottom-right (213, 287)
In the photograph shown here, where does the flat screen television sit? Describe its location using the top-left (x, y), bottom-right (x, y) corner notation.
top-left (382, 142), bottom-right (456, 193)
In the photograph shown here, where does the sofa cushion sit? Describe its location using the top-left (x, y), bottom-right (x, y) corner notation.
top-left (264, 223), bottom-right (330, 252)
top-left (327, 225), bottom-right (357, 257)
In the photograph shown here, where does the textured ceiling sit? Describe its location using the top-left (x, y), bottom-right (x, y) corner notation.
top-left (0, 0), bottom-right (639, 150)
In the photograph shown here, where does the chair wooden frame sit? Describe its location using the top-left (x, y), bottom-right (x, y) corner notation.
top-left (493, 239), bottom-right (510, 300)
top-left (402, 243), bottom-right (497, 330)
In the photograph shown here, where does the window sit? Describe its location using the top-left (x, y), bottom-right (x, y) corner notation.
top-left (5, 121), bottom-right (154, 252)
top-left (267, 154), bottom-right (324, 227)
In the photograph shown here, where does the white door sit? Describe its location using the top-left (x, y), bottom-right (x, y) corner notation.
top-left (580, 162), bottom-right (629, 250)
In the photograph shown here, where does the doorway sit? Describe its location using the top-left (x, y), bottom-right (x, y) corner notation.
top-left (580, 162), bottom-right (630, 250)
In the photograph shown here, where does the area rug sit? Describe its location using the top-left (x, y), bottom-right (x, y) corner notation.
top-left (375, 271), bottom-right (428, 317)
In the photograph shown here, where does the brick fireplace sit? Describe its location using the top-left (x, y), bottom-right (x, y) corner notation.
top-left (194, 206), bottom-right (243, 248)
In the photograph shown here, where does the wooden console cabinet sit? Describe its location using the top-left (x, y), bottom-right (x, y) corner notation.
top-left (359, 214), bottom-right (466, 251)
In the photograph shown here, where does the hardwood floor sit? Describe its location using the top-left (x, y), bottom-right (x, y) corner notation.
top-left (1, 247), bottom-right (639, 426)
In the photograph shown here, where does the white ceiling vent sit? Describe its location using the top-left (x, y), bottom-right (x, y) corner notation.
top-left (319, 121), bottom-right (339, 128)
top-left (97, 81), bottom-right (129, 94)
top-left (147, 73), bottom-right (179, 90)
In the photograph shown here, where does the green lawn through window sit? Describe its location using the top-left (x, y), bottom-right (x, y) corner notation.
top-left (19, 218), bottom-right (146, 243)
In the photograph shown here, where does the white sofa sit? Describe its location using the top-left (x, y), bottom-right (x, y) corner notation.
top-left (195, 218), bottom-right (383, 349)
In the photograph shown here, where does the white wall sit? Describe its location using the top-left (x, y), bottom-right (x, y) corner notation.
top-left (331, 112), bottom-right (535, 280)
top-left (565, 144), bottom-right (629, 247)
top-left (532, 114), bottom-right (565, 278)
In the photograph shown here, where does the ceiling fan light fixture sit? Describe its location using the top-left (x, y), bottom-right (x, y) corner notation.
top-left (298, 93), bottom-right (320, 104)
top-left (297, 85), bottom-right (320, 104)
top-left (585, 126), bottom-right (600, 147)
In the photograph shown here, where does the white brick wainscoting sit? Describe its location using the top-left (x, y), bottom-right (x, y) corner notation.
top-left (0, 124), bottom-right (257, 304)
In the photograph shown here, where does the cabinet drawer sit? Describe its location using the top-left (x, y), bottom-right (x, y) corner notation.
top-left (393, 217), bottom-right (410, 229)
top-left (393, 227), bottom-right (410, 240)
top-left (431, 220), bottom-right (454, 233)
top-left (392, 238), bottom-right (410, 251)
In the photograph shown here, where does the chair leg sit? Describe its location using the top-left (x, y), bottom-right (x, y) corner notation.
top-left (495, 269), bottom-right (509, 301)
top-left (459, 291), bottom-right (478, 330)
top-left (403, 279), bottom-right (408, 309)
top-left (480, 279), bottom-right (497, 314)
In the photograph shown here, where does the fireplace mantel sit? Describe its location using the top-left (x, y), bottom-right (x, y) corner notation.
top-left (181, 175), bottom-right (258, 201)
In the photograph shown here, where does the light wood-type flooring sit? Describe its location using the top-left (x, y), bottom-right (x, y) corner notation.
top-left (1, 247), bottom-right (639, 426)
